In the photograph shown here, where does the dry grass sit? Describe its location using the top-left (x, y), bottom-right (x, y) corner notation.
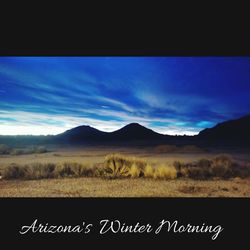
top-left (144, 165), bottom-right (154, 178)
top-left (0, 177), bottom-right (249, 197)
top-left (129, 164), bottom-right (141, 178)
top-left (153, 165), bottom-right (177, 180)
top-left (1, 153), bottom-right (250, 181)
top-left (2, 162), bottom-right (95, 180)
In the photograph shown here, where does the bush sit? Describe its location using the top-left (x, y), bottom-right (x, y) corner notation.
top-left (3, 153), bottom-right (249, 181)
top-left (132, 157), bottom-right (147, 170)
top-left (102, 154), bottom-right (146, 179)
top-left (24, 163), bottom-right (56, 179)
top-left (129, 164), bottom-right (141, 178)
top-left (197, 158), bottom-right (211, 168)
top-left (235, 163), bottom-right (250, 178)
top-left (211, 155), bottom-right (233, 179)
top-left (185, 166), bottom-right (212, 180)
top-left (61, 162), bottom-right (95, 177)
top-left (144, 164), bottom-right (155, 178)
top-left (173, 154), bottom-right (250, 180)
top-left (103, 160), bottom-right (130, 179)
top-left (55, 162), bottom-right (81, 178)
top-left (3, 162), bottom-right (95, 180)
top-left (153, 165), bottom-right (177, 180)
top-left (3, 164), bottom-right (27, 179)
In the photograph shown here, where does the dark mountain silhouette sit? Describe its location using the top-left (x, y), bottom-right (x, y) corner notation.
top-left (197, 115), bottom-right (250, 146)
top-left (56, 123), bottom-right (167, 144)
top-left (108, 123), bottom-right (166, 140)
top-left (56, 125), bottom-right (107, 142)
top-left (1, 115), bottom-right (250, 147)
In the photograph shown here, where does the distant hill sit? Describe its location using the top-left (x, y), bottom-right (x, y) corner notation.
top-left (56, 123), bottom-right (167, 144)
top-left (1, 115), bottom-right (250, 147)
top-left (197, 115), bottom-right (250, 146)
top-left (107, 123), bottom-right (166, 140)
top-left (57, 125), bottom-right (107, 142)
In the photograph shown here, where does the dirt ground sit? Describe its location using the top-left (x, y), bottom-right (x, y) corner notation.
top-left (0, 176), bottom-right (249, 197)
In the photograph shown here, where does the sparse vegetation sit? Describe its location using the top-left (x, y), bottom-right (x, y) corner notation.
top-left (102, 154), bottom-right (146, 179)
top-left (129, 164), bottom-right (141, 178)
top-left (3, 162), bottom-right (95, 180)
top-left (3, 153), bottom-right (248, 181)
top-left (144, 164), bottom-right (155, 178)
top-left (173, 154), bottom-right (250, 180)
top-left (24, 163), bottom-right (56, 179)
top-left (3, 163), bottom-right (27, 179)
top-left (153, 165), bottom-right (177, 180)
top-left (0, 148), bottom-right (250, 197)
top-left (0, 144), bottom-right (48, 155)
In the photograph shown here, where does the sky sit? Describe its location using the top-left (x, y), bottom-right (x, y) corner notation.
top-left (0, 56), bottom-right (250, 136)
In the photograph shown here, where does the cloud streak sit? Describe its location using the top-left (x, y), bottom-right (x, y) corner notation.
top-left (0, 57), bottom-right (250, 135)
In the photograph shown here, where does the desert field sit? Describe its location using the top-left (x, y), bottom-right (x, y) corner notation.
top-left (0, 146), bottom-right (250, 197)
top-left (0, 177), bottom-right (250, 197)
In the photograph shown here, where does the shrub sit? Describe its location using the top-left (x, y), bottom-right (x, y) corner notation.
top-left (105, 154), bottom-right (132, 167)
top-left (179, 167), bottom-right (189, 178)
top-left (197, 158), bottom-right (211, 168)
top-left (67, 163), bottom-right (95, 177)
top-left (231, 162), bottom-right (250, 178)
top-left (103, 154), bottom-right (146, 179)
top-left (185, 166), bottom-right (211, 180)
top-left (153, 165), bottom-right (177, 180)
top-left (25, 163), bottom-right (56, 179)
top-left (3, 164), bottom-right (27, 179)
top-left (3, 162), bottom-right (96, 180)
top-left (132, 157), bottom-right (147, 170)
top-left (129, 164), bottom-right (141, 178)
top-left (211, 155), bottom-right (233, 179)
top-left (55, 162), bottom-right (78, 178)
top-left (212, 154), bottom-right (233, 168)
top-left (143, 164), bottom-right (154, 178)
top-left (173, 161), bottom-right (190, 177)
top-left (173, 160), bottom-right (182, 170)
top-left (103, 161), bottom-right (130, 179)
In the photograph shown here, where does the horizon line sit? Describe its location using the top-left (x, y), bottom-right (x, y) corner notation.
top-left (0, 122), bottom-right (200, 137)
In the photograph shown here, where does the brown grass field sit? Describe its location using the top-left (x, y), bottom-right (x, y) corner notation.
top-left (0, 146), bottom-right (250, 197)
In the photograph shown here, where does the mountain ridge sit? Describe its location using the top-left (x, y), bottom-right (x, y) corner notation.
top-left (1, 115), bottom-right (250, 147)
top-left (56, 115), bottom-right (250, 146)
top-left (56, 122), bottom-right (168, 143)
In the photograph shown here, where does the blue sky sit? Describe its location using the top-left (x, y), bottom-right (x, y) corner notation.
top-left (0, 57), bottom-right (250, 135)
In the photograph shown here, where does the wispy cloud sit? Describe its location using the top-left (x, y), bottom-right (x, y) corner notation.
top-left (0, 57), bottom-right (250, 135)
top-left (0, 110), bottom-right (201, 135)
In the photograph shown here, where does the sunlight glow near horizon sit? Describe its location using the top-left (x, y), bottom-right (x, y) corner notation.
top-left (0, 122), bottom-right (199, 136)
